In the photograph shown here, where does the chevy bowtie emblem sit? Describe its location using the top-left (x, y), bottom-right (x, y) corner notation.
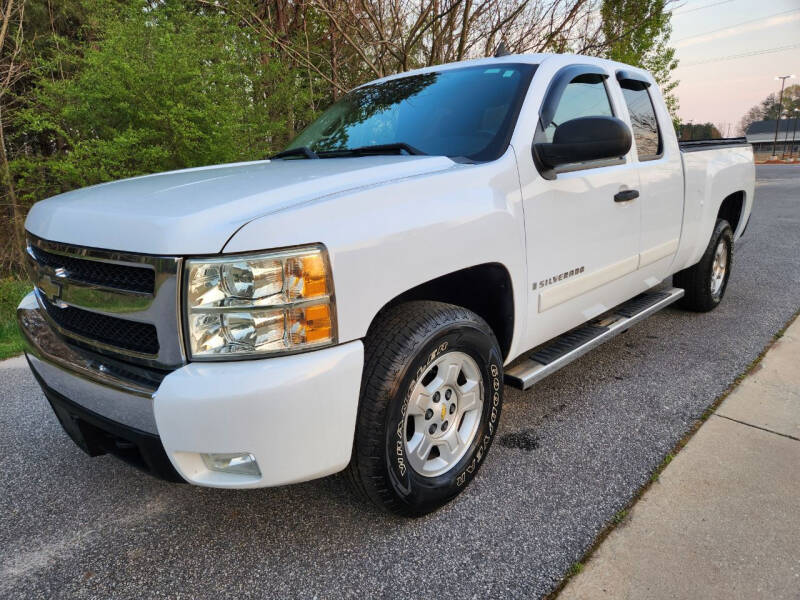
top-left (49, 277), bottom-right (67, 308)
top-left (441, 404), bottom-right (447, 420)
top-left (52, 283), bottom-right (67, 308)
top-left (39, 274), bottom-right (67, 309)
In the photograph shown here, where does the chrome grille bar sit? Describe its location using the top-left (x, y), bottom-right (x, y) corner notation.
top-left (28, 244), bottom-right (156, 294)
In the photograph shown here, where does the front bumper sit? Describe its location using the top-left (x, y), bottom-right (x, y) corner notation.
top-left (30, 367), bottom-right (184, 482)
top-left (18, 291), bottom-right (364, 488)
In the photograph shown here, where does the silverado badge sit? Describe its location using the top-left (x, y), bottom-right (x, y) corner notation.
top-left (532, 266), bottom-right (585, 290)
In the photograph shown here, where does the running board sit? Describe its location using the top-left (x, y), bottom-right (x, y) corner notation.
top-left (505, 288), bottom-right (684, 390)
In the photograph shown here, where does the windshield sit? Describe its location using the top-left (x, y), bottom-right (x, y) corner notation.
top-left (286, 64), bottom-right (536, 162)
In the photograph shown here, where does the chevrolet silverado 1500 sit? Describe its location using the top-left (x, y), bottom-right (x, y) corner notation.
top-left (18, 53), bottom-right (754, 516)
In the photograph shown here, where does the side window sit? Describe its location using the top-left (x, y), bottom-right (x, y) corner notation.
top-left (544, 75), bottom-right (613, 142)
top-left (620, 84), bottom-right (662, 160)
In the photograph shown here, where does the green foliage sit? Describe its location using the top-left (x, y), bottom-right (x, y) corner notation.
top-left (10, 0), bottom-right (311, 206)
top-left (650, 451), bottom-right (675, 481)
top-left (600, 0), bottom-right (679, 124)
top-left (1, 0), bottom-right (681, 277)
top-left (0, 278), bottom-right (30, 359)
top-left (760, 84), bottom-right (800, 120)
top-left (752, 84), bottom-right (800, 128)
top-left (567, 562), bottom-right (584, 577)
top-left (611, 509), bottom-right (628, 525)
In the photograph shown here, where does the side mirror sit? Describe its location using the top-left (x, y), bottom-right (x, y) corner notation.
top-left (533, 116), bottom-right (632, 170)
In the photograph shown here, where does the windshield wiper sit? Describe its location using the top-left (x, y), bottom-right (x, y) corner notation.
top-left (271, 146), bottom-right (319, 160)
top-left (318, 143), bottom-right (427, 158)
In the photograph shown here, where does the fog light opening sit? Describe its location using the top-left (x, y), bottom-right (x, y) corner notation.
top-left (201, 452), bottom-right (261, 477)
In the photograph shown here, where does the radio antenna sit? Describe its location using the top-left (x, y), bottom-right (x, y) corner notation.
top-left (494, 41), bottom-right (511, 57)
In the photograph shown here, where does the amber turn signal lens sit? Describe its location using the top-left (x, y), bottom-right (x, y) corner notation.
top-left (302, 254), bottom-right (328, 298)
top-left (290, 303), bottom-right (332, 345)
top-left (285, 253), bottom-right (329, 301)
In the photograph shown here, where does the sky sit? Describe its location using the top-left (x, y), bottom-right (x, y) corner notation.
top-left (670, 0), bottom-right (800, 132)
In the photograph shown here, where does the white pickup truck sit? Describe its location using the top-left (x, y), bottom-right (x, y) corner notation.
top-left (18, 53), bottom-right (753, 516)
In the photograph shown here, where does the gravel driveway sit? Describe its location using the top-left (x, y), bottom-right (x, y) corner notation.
top-left (1, 165), bottom-right (798, 599)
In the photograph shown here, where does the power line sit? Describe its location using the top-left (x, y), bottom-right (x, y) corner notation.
top-left (681, 43), bottom-right (800, 66)
top-left (672, 0), bottom-right (735, 16)
top-left (673, 8), bottom-right (800, 42)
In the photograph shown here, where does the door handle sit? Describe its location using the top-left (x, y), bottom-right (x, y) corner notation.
top-left (614, 189), bottom-right (639, 202)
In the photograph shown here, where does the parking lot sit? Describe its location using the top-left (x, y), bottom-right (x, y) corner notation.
top-left (1, 165), bottom-right (798, 599)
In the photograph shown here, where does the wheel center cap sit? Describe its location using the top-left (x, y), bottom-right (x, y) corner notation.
top-left (440, 404), bottom-right (447, 420)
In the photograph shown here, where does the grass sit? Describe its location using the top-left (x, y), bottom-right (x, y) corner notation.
top-left (611, 509), bottom-right (628, 525)
top-left (567, 562), bottom-right (583, 577)
top-left (0, 278), bottom-right (32, 360)
top-left (650, 453), bottom-right (674, 483)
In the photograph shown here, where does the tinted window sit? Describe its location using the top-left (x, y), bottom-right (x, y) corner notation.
top-left (621, 85), bottom-right (661, 159)
top-left (544, 75), bottom-right (613, 142)
top-left (287, 64), bottom-right (536, 162)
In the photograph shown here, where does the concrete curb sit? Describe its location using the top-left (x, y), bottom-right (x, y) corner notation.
top-left (557, 313), bottom-right (800, 599)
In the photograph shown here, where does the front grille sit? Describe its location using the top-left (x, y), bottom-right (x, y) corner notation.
top-left (27, 234), bottom-right (183, 367)
top-left (41, 294), bottom-right (159, 355)
top-left (29, 245), bottom-right (155, 294)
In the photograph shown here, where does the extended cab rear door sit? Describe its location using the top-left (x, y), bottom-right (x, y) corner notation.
top-left (614, 71), bottom-right (683, 283)
top-left (514, 62), bottom-right (643, 350)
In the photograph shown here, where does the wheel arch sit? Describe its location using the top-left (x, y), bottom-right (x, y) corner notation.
top-left (368, 263), bottom-right (515, 360)
top-left (717, 190), bottom-right (745, 235)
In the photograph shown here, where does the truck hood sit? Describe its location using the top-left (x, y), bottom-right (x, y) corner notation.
top-left (25, 155), bottom-right (456, 255)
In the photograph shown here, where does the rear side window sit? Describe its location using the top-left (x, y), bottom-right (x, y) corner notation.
top-left (544, 75), bottom-right (613, 142)
top-left (620, 84), bottom-right (662, 160)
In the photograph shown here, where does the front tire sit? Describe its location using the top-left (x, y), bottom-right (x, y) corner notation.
top-left (675, 219), bottom-right (733, 312)
top-left (347, 301), bottom-right (503, 517)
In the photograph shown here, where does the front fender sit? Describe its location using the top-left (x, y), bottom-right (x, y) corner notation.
top-left (224, 150), bottom-right (528, 361)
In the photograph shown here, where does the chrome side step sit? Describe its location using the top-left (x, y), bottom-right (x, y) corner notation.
top-left (505, 287), bottom-right (684, 390)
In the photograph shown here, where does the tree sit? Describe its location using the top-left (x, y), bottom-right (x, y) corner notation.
top-left (226, 0), bottom-right (679, 104)
top-left (3, 1), bottom-right (314, 274)
top-left (596, 0), bottom-right (679, 124)
top-left (678, 122), bottom-right (721, 141)
top-left (0, 0), bottom-right (682, 275)
top-left (220, 0), bottom-right (606, 101)
top-left (1, 0), bottom-right (129, 274)
top-left (0, 0), bottom-right (27, 273)
top-left (736, 84), bottom-right (800, 135)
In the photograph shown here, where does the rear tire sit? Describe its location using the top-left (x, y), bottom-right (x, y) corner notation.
top-left (347, 301), bottom-right (503, 517)
top-left (675, 219), bottom-right (733, 312)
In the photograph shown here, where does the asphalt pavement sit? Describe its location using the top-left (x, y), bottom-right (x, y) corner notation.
top-left (1, 165), bottom-right (798, 599)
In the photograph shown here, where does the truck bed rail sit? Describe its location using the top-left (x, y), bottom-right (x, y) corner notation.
top-left (679, 137), bottom-right (749, 152)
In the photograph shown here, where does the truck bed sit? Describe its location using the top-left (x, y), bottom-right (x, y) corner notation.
top-left (676, 140), bottom-right (755, 272)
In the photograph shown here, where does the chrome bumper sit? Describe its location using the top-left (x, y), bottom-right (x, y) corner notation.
top-left (17, 292), bottom-right (160, 433)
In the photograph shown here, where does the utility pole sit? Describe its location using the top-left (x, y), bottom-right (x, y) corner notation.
top-left (771, 75), bottom-right (795, 159)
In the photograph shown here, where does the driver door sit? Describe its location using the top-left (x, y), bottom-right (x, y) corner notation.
top-left (517, 66), bottom-right (642, 350)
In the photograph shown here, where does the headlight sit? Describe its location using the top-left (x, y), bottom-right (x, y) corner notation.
top-left (184, 245), bottom-right (335, 359)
